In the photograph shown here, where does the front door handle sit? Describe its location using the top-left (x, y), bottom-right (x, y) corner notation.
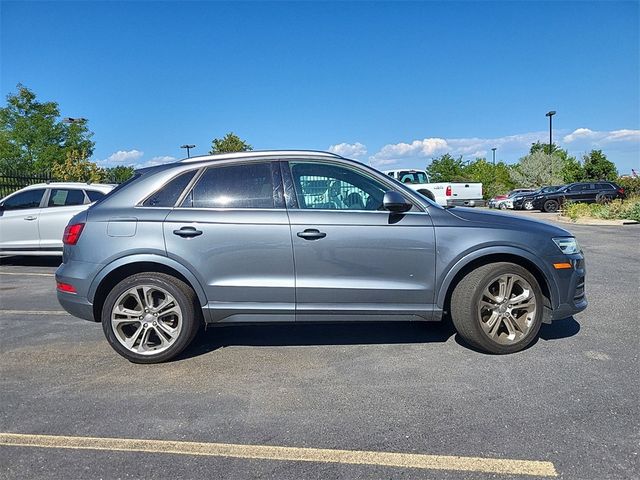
top-left (173, 226), bottom-right (203, 238)
top-left (297, 229), bottom-right (327, 240)
top-left (24, 216), bottom-right (37, 221)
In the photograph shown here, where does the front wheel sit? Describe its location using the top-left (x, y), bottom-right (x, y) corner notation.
top-left (450, 262), bottom-right (544, 354)
top-left (543, 199), bottom-right (559, 213)
top-left (101, 273), bottom-right (202, 363)
top-left (499, 203), bottom-right (508, 210)
top-left (523, 200), bottom-right (534, 210)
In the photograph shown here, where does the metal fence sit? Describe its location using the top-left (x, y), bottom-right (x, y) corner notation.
top-left (0, 170), bottom-right (55, 198)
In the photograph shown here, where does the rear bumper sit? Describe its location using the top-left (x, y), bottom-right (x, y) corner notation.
top-left (55, 259), bottom-right (102, 322)
top-left (447, 198), bottom-right (486, 207)
top-left (57, 291), bottom-right (95, 321)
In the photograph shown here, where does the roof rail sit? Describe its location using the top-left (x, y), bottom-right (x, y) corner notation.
top-left (179, 150), bottom-right (343, 163)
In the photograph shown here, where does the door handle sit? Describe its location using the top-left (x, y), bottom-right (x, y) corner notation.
top-left (24, 216), bottom-right (37, 221)
top-left (297, 229), bottom-right (327, 240)
top-left (173, 226), bottom-right (203, 238)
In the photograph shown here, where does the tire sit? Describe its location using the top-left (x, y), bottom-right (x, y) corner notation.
top-left (523, 200), bottom-right (534, 210)
top-left (499, 203), bottom-right (507, 210)
top-left (101, 272), bottom-right (202, 363)
top-left (543, 199), bottom-right (559, 213)
top-left (450, 262), bottom-right (544, 354)
top-left (596, 192), bottom-right (613, 204)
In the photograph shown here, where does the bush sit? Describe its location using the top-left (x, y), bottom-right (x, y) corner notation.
top-left (563, 196), bottom-right (640, 222)
top-left (618, 177), bottom-right (640, 197)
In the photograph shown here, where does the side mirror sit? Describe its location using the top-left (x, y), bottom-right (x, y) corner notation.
top-left (383, 191), bottom-right (412, 213)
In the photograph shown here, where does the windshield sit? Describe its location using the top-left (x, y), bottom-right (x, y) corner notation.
top-left (397, 171), bottom-right (428, 184)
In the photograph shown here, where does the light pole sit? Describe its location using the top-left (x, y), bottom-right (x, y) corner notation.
top-left (491, 147), bottom-right (497, 165)
top-left (180, 144), bottom-right (195, 158)
top-left (545, 111), bottom-right (556, 153)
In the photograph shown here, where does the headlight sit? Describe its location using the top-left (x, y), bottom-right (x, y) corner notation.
top-left (553, 237), bottom-right (581, 254)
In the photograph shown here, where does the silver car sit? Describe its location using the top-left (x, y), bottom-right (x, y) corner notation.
top-left (0, 182), bottom-right (114, 256)
top-left (55, 151), bottom-right (587, 363)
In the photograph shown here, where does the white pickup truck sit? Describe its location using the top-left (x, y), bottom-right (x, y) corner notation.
top-left (384, 169), bottom-right (484, 207)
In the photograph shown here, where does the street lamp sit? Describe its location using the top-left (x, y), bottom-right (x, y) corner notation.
top-left (491, 147), bottom-right (497, 165)
top-left (545, 111), bottom-right (556, 153)
top-left (180, 144), bottom-right (196, 158)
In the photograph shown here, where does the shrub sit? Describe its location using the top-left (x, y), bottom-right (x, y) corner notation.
top-left (563, 196), bottom-right (640, 222)
top-left (618, 177), bottom-right (640, 197)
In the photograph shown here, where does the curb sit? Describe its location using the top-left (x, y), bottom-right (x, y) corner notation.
top-left (557, 215), bottom-right (639, 226)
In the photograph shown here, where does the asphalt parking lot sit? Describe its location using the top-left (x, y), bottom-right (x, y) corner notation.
top-left (1, 211), bottom-right (639, 479)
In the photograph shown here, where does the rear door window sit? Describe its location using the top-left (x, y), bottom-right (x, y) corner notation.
top-left (182, 163), bottom-right (275, 209)
top-left (2, 189), bottom-right (45, 210)
top-left (47, 189), bottom-right (85, 207)
top-left (85, 190), bottom-right (106, 202)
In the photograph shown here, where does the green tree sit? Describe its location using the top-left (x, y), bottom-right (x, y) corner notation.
top-left (0, 84), bottom-right (95, 174)
top-left (209, 132), bottom-right (252, 154)
top-left (464, 158), bottom-right (515, 199)
top-left (51, 149), bottom-right (104, 183)
top-left (510, 151), bottom-right (565, 187)
top-left (531, 141), bottom-right (583, 183)
top-left (530, 141), bottom-right (558, 155)
top-left (582, 149), bottom-right (618, 181)
top-left (426, 153), bottom-right (466, 182)
top-left (103, 165), bottom-right (135, 183)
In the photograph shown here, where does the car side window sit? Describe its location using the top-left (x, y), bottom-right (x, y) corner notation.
top-left (48, 189), bottom-right (85, 207)
top-left (595, 183), bottom-right (613, 190)
top-left (182, 163), bottom-right (275, 209)
top-left (85, 190), bottom-right (106, 203)
top-left (290, 162), bottom-right (388, 211)
top-left (2, 189), bottom-right (45, 210)
top-left (142, 170), bottom-right (197, 207)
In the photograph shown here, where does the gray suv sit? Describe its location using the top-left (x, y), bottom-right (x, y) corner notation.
top-left (56, 151), bottom-right (587, 363)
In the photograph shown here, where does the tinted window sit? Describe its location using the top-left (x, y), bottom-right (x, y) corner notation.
top-left (291, 162), bottom-right (388, 210)
top-left (48, 189), bottom-right (85, 207)
top-left (568, 184), bottom-right (590, 192)
top-left (2, 189), bottom-right (45, 210)
top-left (85, 190), bottom-right (106, 202)
top-left (143, 170), bottom-right (197, 207)
top-left (595, 183), bottom-right (614, 190)
top-left (183, 163), bottom-right (274, 209)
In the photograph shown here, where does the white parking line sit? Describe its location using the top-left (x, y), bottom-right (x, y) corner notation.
top-left (0, 310), bottom-right (69, 316)
top-left (0, 433), bottom-right (558, 477)
top-left (0, 272), bottom-right (55, 277)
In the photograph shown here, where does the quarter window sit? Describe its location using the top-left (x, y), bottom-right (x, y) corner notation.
top-left (85, 190), bottom-right (106, 202)
top-left (183, 163), bottom-right (275, 209)
top-left (2, 189), bottom-right (45, 210)
top-left (143, 170), bottom-right (197, 207)
top-left (290, 162), bottom-right (388, 210)
top-left (48, 189), bottom-right (85, 207)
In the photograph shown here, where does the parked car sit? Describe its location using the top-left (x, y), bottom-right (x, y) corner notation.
top-left (384, 169), bottom-right (484, 207)
top-left (532, 181), bottom-right (625, 212)
top-left (513, 186), bottom-right (563, 210)
top-left (56, 150), bottom-right (587, 363)
top-left (0, 182), bottom-right (114, 256)
top-left (488, 189), bottom-right (536, 209)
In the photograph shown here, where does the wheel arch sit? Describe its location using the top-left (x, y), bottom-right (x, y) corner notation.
top-left (89, 254), bottom-right (209, 323)
top-left (417, 188), bottom-right (436, 202)
top-left (437, 248), bottom-right (559, 315)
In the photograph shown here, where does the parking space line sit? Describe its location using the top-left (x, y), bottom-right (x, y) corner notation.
top-left (0, 310), bottom-right (69, 315)
top-left (0, 272), bottom-right (55, 277)
top-left (0, 433), bottom-right (558, 477)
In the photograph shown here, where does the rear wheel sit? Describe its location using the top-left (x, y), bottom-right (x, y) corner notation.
top-left (101, 273), bottom-right (201, 363)
top-left (543, 199), bottom-right (559, 213)
top-left (450, 262), bottom-right (544, 354)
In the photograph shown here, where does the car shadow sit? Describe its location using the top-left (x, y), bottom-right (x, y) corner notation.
top-left (0, 255), bottom-right (62, 267)
top-left (453, 316), bottom-right (581, 354)
top-left (176, 321), bottom-right (457, 361)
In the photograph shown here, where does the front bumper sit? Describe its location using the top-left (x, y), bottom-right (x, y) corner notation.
top-left (548, 255), bottom-right (587, 321)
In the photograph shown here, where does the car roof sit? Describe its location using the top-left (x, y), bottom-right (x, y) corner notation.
top-left (179, 150), bottom-right (343, 164)
top-left (15, 182), bottom-right (115, 192)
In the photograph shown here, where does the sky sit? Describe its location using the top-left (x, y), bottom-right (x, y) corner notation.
top-left (1, 1), bottom-right (639, 173)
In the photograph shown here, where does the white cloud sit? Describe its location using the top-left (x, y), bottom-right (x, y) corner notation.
top-left (98, 149), bottom-right (144, 166)
top-left (563, 128), bottom-right (640, 145)
top-left (328, 142), bottom-right (367, 159)
top-left (142, 155), bottom-right (177, 167)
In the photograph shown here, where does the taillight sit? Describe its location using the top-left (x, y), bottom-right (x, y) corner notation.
top-left (618, 188), bottom-right (625, 195)
top-left (63, 223), bottom-right (85, 245)
top-left (56, 281), bottom-right (77, 293)
top-left (445, 186), bottom-right (452, 196)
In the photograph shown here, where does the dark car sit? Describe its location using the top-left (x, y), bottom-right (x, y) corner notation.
top-left (55, 150), bottom-right (587, 363)
top-left (532, 182), bottom-right (625, 213)
top-left (513, 186), bottom-right (563, 210)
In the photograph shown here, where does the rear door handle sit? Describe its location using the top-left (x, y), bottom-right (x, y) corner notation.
top-left (297, 229), bottom-right (327, 240)
top-left (173, 226), bottom-right (203, 238)
top-left (24, 216), bottom-right (37, 221)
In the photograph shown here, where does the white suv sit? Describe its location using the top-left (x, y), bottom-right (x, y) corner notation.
top-left (0, 182), bottom-right (114, 256)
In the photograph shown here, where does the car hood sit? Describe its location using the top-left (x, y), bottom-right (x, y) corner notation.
top-left (443, 207), bottom-right (571, 236)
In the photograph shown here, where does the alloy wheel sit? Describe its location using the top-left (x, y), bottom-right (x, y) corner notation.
top-left (477, 274), bottom-right (537, 345)
top-left (111, 285), bottom-right (183, 355)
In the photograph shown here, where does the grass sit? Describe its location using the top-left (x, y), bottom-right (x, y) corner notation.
top-left (562, 196), bottom-right (640, 223)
